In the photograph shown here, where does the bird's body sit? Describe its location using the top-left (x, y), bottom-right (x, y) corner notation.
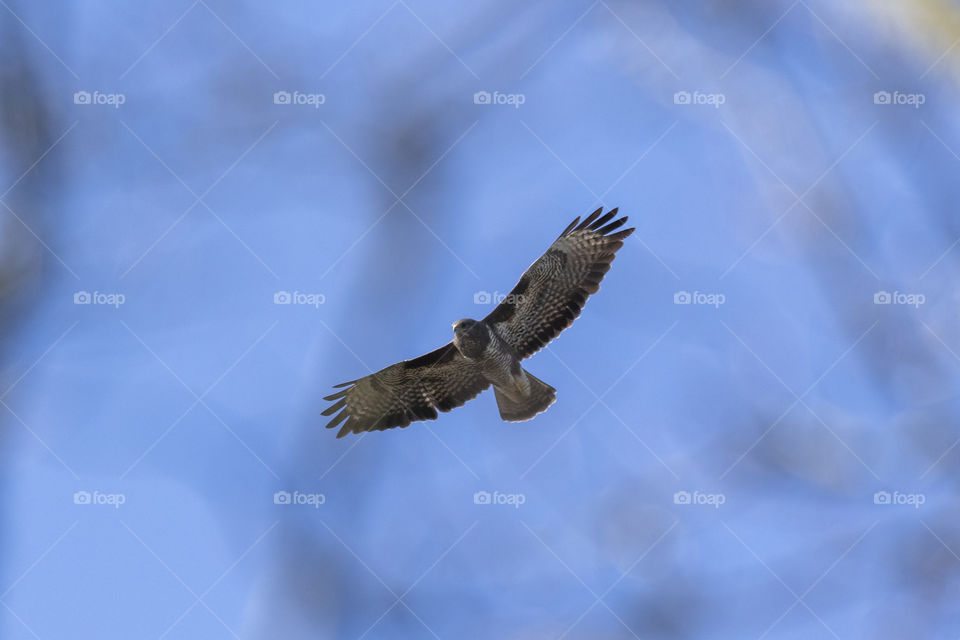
top-left (322, 207), bottom-right (633, 437)
top-left (453, 318), bottom-right (557, 421)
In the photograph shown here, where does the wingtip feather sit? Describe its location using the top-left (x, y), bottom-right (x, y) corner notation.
top-left (337, 417), bottom-right (359, 438)
top-left (321, 398), bottom-right (346, 416)
top-left (577, 207), bottom-right (603, 230)
top-left (325, 408), bottom-right (350, 431)
top-left (560, 216), bottom-right (581, 237)
top-left (588, 210), bottom-right (617, 230)
top-left (323, 388), bottom-right (349, 401)
top-left (597, 216), bottom-right (627, 235)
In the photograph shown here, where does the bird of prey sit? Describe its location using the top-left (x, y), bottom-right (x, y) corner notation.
top-left (323, 207), bottom-right (633, 438)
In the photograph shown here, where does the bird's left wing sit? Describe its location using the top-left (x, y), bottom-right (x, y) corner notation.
top-left (484, 207), bottom-right (633, 359)
top-left (322, 343), bottom-right (490, 438)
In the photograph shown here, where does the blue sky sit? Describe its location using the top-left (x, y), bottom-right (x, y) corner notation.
top-left (1, 1), bottom-right (959, 638)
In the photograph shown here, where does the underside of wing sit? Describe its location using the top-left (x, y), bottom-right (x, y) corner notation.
top-left (321, 343), bottom-right (490, 438)
top-left (484, 207), bottom-right (633, 359)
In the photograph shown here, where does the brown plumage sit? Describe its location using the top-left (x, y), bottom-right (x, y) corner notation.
top-left (322, 207), bottom-right (633, 437)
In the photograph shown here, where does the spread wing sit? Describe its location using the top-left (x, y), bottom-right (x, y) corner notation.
top-left (484, 207), bottom-right (633, 359)
top-left (321, 343), bottom-right (490, 438)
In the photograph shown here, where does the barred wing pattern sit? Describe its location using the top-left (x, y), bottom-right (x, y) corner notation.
top-left (484, 208), bottom-right (634, 359)
top-left (322, 343), bottom-right (490, 438)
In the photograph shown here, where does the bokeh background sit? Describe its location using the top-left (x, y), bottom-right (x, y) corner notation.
top-left (2, 0), bottom-right (959, 638)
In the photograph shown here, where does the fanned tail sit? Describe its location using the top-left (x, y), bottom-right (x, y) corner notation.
top-left (494, 370), bottom-right (556, 421)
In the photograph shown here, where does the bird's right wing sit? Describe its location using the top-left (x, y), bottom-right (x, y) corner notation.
top-left (322, 343), bottom-right (490, 438)
top-left (484, 207), bottom-right (633, 359)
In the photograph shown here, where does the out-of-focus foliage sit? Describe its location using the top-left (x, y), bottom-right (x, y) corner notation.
top-left (2, 1), bottom-right (959, 638)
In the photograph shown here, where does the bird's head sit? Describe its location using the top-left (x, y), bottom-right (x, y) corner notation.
top-left (452, 318), bottom-right (478, 336)
top-left (452, 318), bottom-right (489, 359)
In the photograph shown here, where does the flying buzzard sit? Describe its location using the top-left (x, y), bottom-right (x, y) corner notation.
top-left (323, 207), bottom-right (633, 437)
